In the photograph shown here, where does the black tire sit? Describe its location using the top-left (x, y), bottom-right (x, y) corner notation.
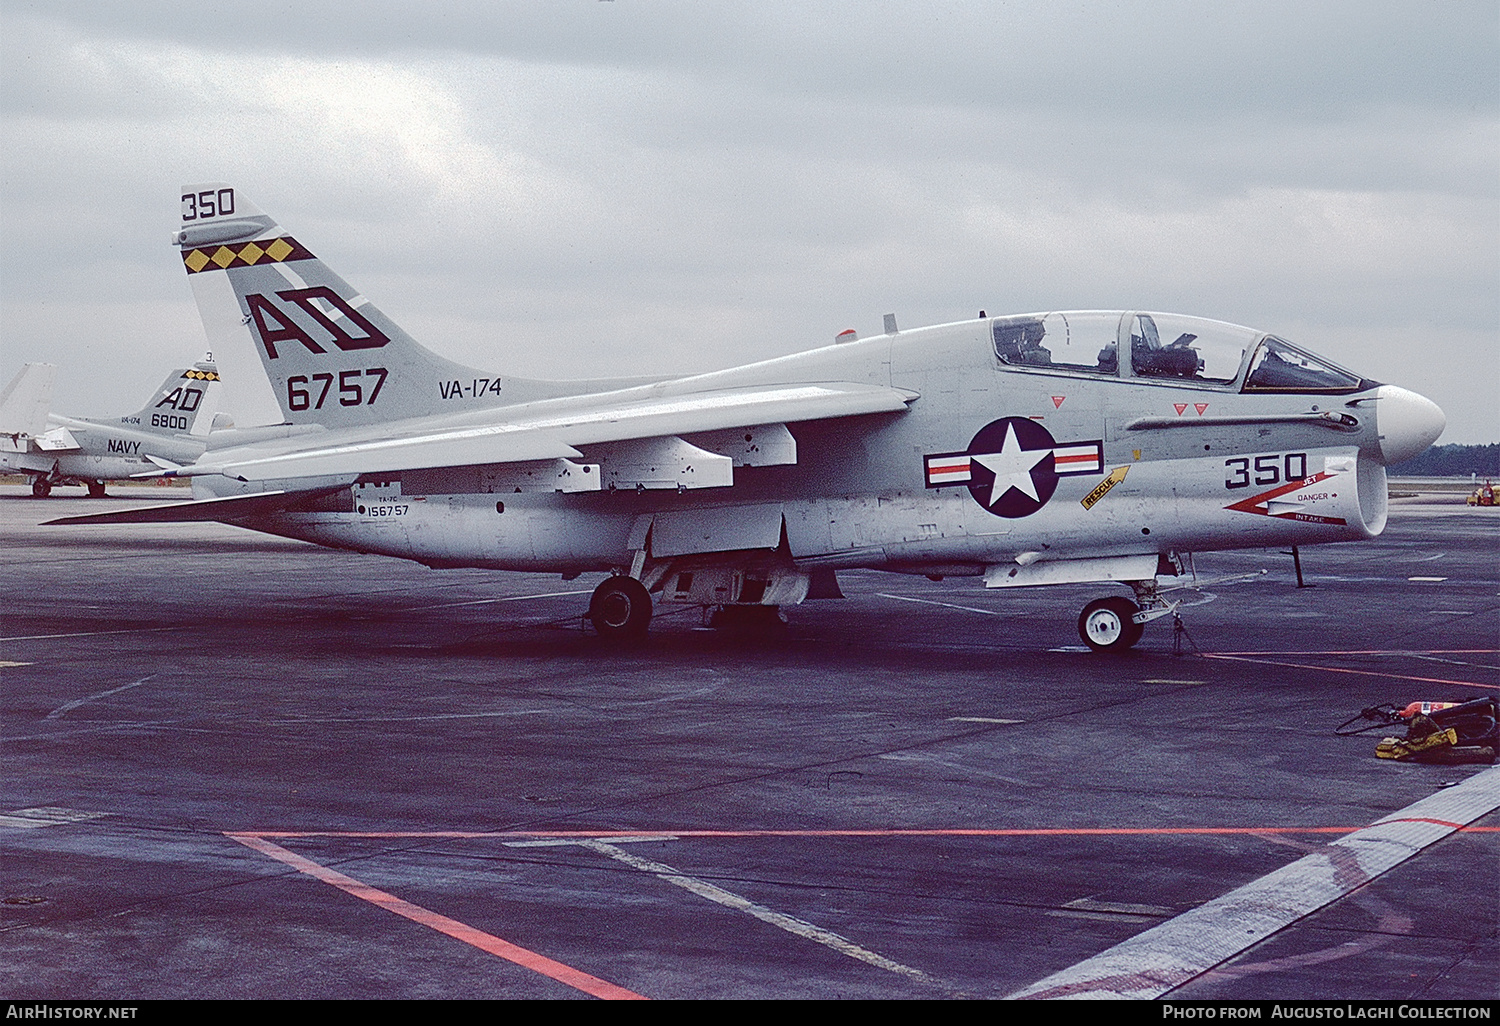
top-left (589, 576), bottom-right (652, 641)
top-left (87, 481), bottom-right (107, 498)
top-left (1078, 597), bottom-right (1142, 653)
top-left (31, 478), bottom-right (52, 498)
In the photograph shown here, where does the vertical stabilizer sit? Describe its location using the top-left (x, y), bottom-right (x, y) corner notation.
top-left (92, 360), bottom-right (224, 437)
top-left (175, 181), bottom-right (565, 431)
top-left (0, 363), bottom-right (57, 435)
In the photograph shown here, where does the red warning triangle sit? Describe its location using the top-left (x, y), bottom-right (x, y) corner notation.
top-left (1051, 396), bottom-right (1065, 409)
top-left (1194, 403), bottom-right (1209, 415)
top-left (1173, 403), bottom-right (1188, 416)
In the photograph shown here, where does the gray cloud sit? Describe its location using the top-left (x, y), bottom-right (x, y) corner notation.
top-left (2, 2), bottom-right (1495, 440)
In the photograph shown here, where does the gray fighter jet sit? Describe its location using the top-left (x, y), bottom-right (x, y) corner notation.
top-left (2, 358), bottom-right (224, 497)
top-left (51, 183), bottom-right (1446, 651)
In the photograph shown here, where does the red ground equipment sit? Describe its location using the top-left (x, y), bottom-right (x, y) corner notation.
top-left (1336, 697), bottom-right (1498, 764)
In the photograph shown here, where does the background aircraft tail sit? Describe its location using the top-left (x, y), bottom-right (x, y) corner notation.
top-left (176, 182), bottom-right (575, 430)
top-left (88, 360), bottom-right (224, 437)
top-left (0, 363), bottom-right (57, 435)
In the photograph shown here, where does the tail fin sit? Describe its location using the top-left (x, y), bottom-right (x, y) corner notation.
top-left (101, 359), bottom-right (224, 438)
top-left (176, 182), bottom-right (562, 430)
top-left (0, 363), bottom-right (57, 435)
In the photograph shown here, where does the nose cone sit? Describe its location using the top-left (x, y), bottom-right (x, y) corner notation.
top-left (1374, 385), bottom-right (1445, 465)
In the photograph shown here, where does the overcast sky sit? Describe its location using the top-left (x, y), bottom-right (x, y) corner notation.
top-left (2, 1), bottom-right (1496, 441)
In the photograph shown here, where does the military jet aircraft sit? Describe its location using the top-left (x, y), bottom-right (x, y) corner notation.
top-left (50, 182), bottom-right (1446, 651)
top-left (2, 358), bottom-right (225, 497)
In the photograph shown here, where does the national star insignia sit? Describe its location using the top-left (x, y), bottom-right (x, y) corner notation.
top-left (971, 424), bottom-right (1049, 505)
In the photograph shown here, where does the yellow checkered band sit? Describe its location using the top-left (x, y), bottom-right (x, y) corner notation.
top-left (181, 236), bottom-right (314, 274)
top-left (180, 370), bottom-right (220, 381)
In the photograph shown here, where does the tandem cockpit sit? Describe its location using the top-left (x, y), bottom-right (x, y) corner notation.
top-left (990, 311), bottom-right (1373, 395)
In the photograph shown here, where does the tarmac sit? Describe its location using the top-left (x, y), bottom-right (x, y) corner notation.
top-left (1, 482), bottom-right (1496, 1000)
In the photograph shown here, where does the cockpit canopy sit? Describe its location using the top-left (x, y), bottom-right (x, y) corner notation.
top-left (990, 311), bottom-right (1370, 393)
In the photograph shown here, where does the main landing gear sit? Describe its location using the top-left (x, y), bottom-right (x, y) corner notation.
top-left (30, 477), bottom-right (52, 498)
top-left (87, 481), bottom-right (107, 498)
top-left (588, 575), bottom-right (653, 641)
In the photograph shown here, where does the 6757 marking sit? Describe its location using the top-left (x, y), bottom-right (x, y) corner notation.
top-left (287, 368), bottom-right (388, 411)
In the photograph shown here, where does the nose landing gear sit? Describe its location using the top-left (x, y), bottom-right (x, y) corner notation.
top-left (1078, 597), bottom-right (1143, 653)
top-left (1077, 579), bottom-right (1181, 653)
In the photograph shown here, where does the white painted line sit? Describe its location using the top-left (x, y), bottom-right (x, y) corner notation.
top-left (1047, 897), bottom-right (1175, 921)
top-left (878, 593), bottom-right (1001, 616)
top-left (0, 807), bottom-right (109, 830)
top-left (0, 661), bottom-right (34, 668)
top-left (46, 675), bottom-right (155, 721)
top-left (948, 717), bottom-right (1024, 724)
top-left (1008, 765), bottom-right (1500, 999)
top-left (575, 839), bottom-right (937, 985)
top-left (504, 835), bottom-right (679, 848)
top-left (412, 589), bottom-right (592, 611)
top-left (1408, 576), bottom-right (1449, 582)
top-left (1, 627), bottom-right (182, 642)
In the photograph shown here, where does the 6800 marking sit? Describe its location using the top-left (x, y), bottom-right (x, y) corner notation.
top-left (287, 368), bottom-right (388, 411)
top-left (1225, 452), bottom-right (1308, 490)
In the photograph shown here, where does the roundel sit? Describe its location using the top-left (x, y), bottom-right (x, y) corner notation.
top-left (962, 417), bottom-right (1060, 518)
top-left (922, 417), bottom-right (1104, 518)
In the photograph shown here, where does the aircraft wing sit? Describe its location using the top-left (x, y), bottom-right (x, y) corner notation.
top-left (174, 381), bottom-right (917, 483)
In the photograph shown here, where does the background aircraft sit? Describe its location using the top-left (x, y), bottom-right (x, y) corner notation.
top-left (2, 358), bottom-right (224, 497)
top-left (52, 183), bottom-right (1446, 651)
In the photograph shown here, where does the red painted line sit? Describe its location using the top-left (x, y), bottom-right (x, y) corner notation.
top-left (1197, 653), bottom-right (1499, 690)
top-left (226, 826), bottom-right (1500, 841)
top-left (1379, 817), bottom-right (1465, 830)
top-left (228, 834), bottom-right (645, 1000)
top-left (1205, 650), bottom-right (1498, 656)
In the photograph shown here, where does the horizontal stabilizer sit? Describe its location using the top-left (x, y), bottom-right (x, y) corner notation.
top-left (34, 426), bottom-right (80, 452)
top-left (43, 487), bottom-right (345, 526)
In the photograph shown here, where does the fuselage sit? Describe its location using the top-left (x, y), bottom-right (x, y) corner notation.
top-left (1, 413), bottom-right (211, 485)
top-left (198, 311), bottom-right (1425, 582)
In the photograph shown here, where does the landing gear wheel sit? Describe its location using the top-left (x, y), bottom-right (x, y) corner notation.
top-left (31, 478), bottom-right (52, 498)
top-left (87, 481), bottom-right (107, 498)
top-left (589, 576), bottom-right (652, 641)
top-left (1078, 597), bottom-right (1143, 653)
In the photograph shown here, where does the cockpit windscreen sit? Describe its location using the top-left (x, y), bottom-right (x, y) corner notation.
top-left (1243, 337), bottom-right (1363, 392)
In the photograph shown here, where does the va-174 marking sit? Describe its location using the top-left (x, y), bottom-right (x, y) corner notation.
top-left (49, 183), bottom-right (1446, 652)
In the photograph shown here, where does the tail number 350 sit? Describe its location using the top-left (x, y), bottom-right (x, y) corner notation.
top-left (287, 368), bottom-right (388, 411)
top-left (1226, 452), bottom-right (1308, 489)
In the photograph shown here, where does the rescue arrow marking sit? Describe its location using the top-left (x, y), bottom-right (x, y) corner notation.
top-left (1081, 465), bottom-right (1129, 510)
